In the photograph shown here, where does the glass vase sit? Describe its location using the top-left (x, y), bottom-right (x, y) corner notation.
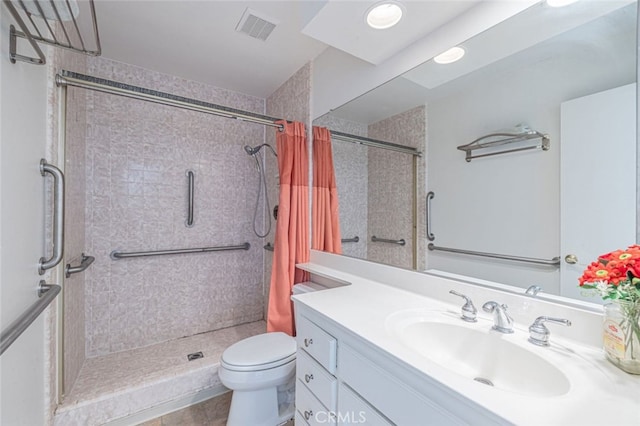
top-left (603, 299), bottom-right (640, 374)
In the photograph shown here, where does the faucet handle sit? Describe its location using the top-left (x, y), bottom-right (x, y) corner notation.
top-left (528, 316), bottom-right (572, 346)
top-left (449, 290), bottom-right (477, 322)
top-left (525, 285), bottom-right (542, 296)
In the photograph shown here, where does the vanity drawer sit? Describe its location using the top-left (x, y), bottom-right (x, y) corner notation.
top-left (339, 344), bottom-right (461, 425)
top-left (296, 315), bottom-right (337, 374)
top-left (296, 379), bottom-right (331, 426)
top-left (338, 382), bottom-right (392, 426)
top-left (297, 349), bottom-right (338, 410)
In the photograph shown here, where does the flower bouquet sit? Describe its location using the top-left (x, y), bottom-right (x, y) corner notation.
top-left (579, 244), bottom-right (640, 374)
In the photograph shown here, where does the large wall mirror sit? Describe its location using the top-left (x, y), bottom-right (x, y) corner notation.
top-left (314, 0), bottom-right (637, 304)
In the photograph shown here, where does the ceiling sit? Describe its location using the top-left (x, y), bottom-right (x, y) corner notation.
top-left (92, 0), bottom-right (482, 99)
top-left (328, 0), bottom-right (636, 124)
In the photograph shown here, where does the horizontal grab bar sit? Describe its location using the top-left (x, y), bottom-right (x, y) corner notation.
top-left (341, 236), bottom-right (359, 243)
top-left (428, 243), bottom-right (560, 266)
top-left (371, 236), bottom-right (406, 246)
top-left (1, 282), bottom-right (61, 355)
top-left (264, 242), bottom-right (274, 252)
top-left (65, 253), bottom-right (95, 278)
top-left (110, 243), bottom-right (250, 260)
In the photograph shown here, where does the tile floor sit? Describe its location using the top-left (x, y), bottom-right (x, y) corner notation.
top-left (139, 392), bottom-right (296, 426)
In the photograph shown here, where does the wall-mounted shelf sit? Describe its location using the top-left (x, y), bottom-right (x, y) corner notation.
top-left (457, 127), bottom-right (550, 162)
top-left (3, 0), bottom-right (101, 65)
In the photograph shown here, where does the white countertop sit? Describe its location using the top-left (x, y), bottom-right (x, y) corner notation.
top-left (292, 257), bottom-right (640, 426)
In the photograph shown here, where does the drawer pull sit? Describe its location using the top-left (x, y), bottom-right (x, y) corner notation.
top-left (304, 410), bottom-right (313, 420)
top-left (304, 373), bottom-right (314, 383)
top-left (304, 338), bottom-right (313, 347)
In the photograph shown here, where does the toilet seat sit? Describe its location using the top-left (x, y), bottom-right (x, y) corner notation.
top-left (221, 332), bottom-right (296, 372)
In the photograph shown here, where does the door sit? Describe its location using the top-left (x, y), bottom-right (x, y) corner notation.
top-left (560, 83), bottom-right (636, 302)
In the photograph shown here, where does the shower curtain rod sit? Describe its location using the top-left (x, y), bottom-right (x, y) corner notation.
top-left (55, 70), bottom-right (285, 130)
top-left (330, 130), bottom-right (422, 157)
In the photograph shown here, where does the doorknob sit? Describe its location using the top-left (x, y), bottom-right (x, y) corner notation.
top-left (564, 254), bottom-right (578, 264)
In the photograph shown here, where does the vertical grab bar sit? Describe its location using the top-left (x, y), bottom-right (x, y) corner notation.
top-left (426, 191), bottom-right (435, 241)
top-left (39, 159), bottom-right (65, 275)
top-left (186, 170), bottom-right (194, 227)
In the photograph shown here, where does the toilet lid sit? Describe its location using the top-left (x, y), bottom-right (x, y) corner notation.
top-left (221, 332), bottom-right (296, 371)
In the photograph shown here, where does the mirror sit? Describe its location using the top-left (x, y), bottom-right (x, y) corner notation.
top-left (314, 0), bottom-right (637, 303)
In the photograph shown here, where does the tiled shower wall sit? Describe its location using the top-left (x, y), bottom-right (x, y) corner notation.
top-left (368, 105), bottom-right (426, 270)
top-left (83, 57), bottom-right (266, 356)
top-left (313, 114), bottom-right (368, 260)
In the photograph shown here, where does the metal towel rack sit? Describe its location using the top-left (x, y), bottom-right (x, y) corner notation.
top-left (39, 159), bottom-right (65, 275)
top-left (371, 236), bottom-right (406, 246)
top-left (456, 127), bottom-right (550, 162)
top-left (3, 0), bottom-right (101, 65)
top-left (1, 281), bottom-right (60, 355)
top-left (428, 243), bottom-right (560, 266)
top-left (65, 253), bottom-right (95, 278)
top-left (341, 236), bottom-right (360, 243)
top-left (110, 243), bottom-right (250, 260)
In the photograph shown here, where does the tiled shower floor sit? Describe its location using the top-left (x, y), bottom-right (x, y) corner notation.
top-left (56, 321), bottom-right (266, 424)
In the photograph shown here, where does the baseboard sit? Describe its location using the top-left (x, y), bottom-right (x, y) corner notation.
top-left (104, 385), bottom-right (230, 426)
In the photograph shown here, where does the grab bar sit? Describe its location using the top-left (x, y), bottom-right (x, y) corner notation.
top-left (371, 236), bottom-right (406, 246)
top-left (428, 243), bottom-right (560, 266)
top-left (65, 253), bottom-right (95, 278)
top-left (110, 243), bottom-right (250, 260)
top-left (39, 159), bottom-right (65, 275)
top-left (264, 242), bottom-right (274, 252)
top-left (186, 170), bottom-right (194, 227)
top-left (341, 236), bottom-right (359, 243)
top-left (1, 282), bottom-right (61, 355)
top-left (426, 191), bottom-right (435, 241)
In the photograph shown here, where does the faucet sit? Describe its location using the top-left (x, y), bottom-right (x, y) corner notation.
top-left (525, 285), bottom-right (542, 296)
top-left (482, 301), bottom-right (514, 333)
top-left (449, 290), bottom-right (477, 322)
top-left (528, 316), bottom-right (572, 346)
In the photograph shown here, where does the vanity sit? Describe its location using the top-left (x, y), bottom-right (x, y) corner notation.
top-left (292, 251), bottom-right (640, 425)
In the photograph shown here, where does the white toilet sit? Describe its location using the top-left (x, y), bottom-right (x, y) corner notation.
top-left (219, 282), bottom-right (326, 426)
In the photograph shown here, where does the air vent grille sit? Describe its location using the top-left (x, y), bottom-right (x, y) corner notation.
top-left (236, 8), bottom-right (278, 41)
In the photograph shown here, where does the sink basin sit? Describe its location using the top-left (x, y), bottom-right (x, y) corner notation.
top-left (385, 310), bottom-right (571, 397)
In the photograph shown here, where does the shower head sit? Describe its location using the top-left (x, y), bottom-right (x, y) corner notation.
top-left (243, 144), bottom-right (277, 157)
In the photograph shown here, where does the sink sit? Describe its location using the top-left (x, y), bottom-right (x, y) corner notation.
top-left (385, 310), bottom-right (571, 397)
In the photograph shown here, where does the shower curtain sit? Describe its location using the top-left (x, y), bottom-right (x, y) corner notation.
top-left (312, 126), bottom-right (342, 254)
top-left (267, 121), bottom-right (310, 335)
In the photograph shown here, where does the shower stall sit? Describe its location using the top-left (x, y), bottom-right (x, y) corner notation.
top-left (52, 56), bottom-right (287, 424)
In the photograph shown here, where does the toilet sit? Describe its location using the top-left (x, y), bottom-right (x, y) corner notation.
top-left (219, 282), bottom-right (327, 426)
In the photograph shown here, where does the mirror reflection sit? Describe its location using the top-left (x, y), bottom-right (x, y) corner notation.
top-left (314, 1), bottom-right (637, 302)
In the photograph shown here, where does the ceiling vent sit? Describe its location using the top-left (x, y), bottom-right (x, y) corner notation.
top-left (235, 8), bottom-right (278, 41)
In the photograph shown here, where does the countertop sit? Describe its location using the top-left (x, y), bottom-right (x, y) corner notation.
top-left (292, 258), bottom-right (640, 426)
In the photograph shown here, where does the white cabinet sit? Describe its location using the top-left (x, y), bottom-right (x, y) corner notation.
top-left (295, 314), bottom-right (338, 423)
top-left (294, 306), bottom-right (506, 425)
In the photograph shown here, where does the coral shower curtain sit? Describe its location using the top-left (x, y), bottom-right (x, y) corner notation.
top-left (312, 127), bottom-right (342, 254)
top-left (267, 121), bottom-right (310, 335)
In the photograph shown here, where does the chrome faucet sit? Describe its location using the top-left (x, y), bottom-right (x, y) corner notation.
top-left (528, 316), bottom-right (572, 346)
top-left (482, 301), bottom-right (514, 333)
top-left (449, 290), bottom-right (477, 322)
top-left (525, 285), bottom-right (542, 296)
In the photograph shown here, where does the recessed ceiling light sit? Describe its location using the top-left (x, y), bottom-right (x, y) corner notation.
top-left (433, 46), bottom-right (465, 64)
top-left (546, 0), bottom-right (579, 7)
top-left (366, 1), bottom-right (404, 30)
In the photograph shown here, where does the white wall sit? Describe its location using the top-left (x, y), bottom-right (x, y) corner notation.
top-left (0, 10), bottom-right (50, 426)
top-left (426, 21), bottom-right (635, 295)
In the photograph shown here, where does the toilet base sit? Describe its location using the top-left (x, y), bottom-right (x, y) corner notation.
top-left (226, 375), bottom-right (295, 426)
